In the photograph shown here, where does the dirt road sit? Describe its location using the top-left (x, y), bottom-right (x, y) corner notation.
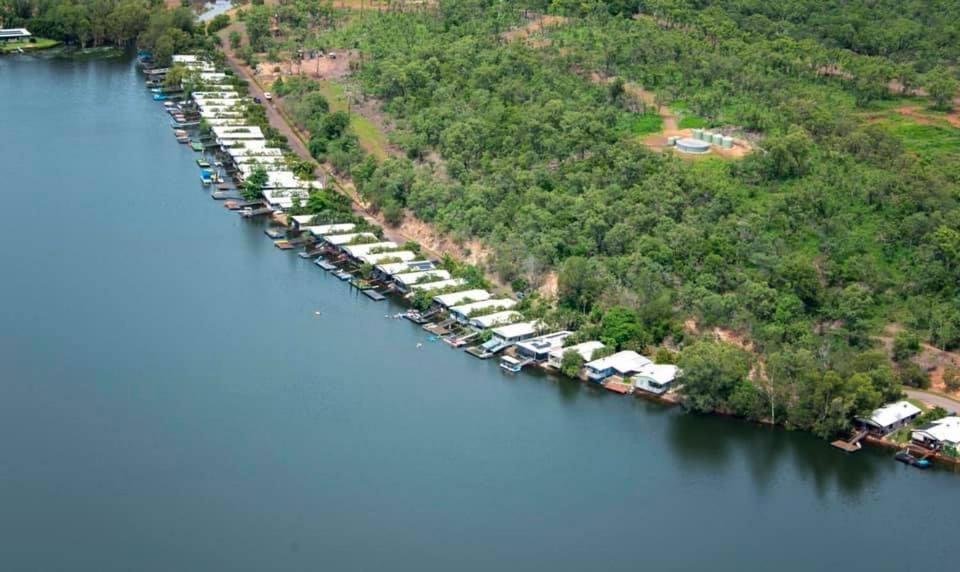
top-left (905, 389), bottom-right (960, 414)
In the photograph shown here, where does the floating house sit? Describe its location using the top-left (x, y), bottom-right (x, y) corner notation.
top-left (342, 241), bottom-right (398, 260)
top-left (432, 289), bottom-right (492, 309)
top-left (546, 341), bottom-right (606, 370)
top-left (584, 351), bottom-right (652, 383)
top-left (212, 125), bottom-right (265, 143)
top-left (514, 331), bottom-right (572, 364)
top-left (449, 299), bottom-right (518, 324)
top-left (261, 188), bottom-right (309, 211)
top-left (472, 321), bottom-right (543, 358)
top-left (322, 232), bottom-right (378, 247)
top-left (856, 401), bottom-right (922, 436)
top-left (470, 310), bottom-right (523, 329)
top-left (502, 331), bottom-right (572, 371)
top-left (406, 277), bottom-right (467, 292)
top-left (392, 270), bottom-right (452, 293)
top-left (359, 251), bottom-right (417, 265)
top-left (632, 364), bottom-right (681, 395)
top-left (912, 416), bottom-right (960, 450)
top-left (375, 260), bottom-right (435, 277)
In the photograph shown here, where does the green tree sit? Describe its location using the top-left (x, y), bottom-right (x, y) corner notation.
top-left (560, 349), bottom-right (585, 378)
top-left (677, 342), bottom-right (753, 413)
top-left (925, 67), bottom-right (958, 111)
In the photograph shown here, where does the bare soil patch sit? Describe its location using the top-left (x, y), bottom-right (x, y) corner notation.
top-left (501, 14), bottom-right (568, 46)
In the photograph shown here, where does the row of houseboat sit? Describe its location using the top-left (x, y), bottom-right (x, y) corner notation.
top-left (140, 53), bottom-right (960, 467)
top-left (138, 52), bottom-right (683, 400)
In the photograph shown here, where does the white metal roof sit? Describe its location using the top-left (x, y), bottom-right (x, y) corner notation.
top-left (406, 277), bottom-right (466, 292)
top-left (491, 321), bottom-right (542, 340)
top-left (360, 251), bottom-right (417, 265)
top-left (172, 54), bottom-right (200, 63)
top-left (342, 242), bottom-right (398, 258)
top-left (392, 270), bottom-right (451, 286)
top-left (262, 188), bottom-right (309, 209)
top-left (861, 401), bottom-right (922, 428)
top-left (450, 298), bottom-right (517, 316)
top-left (376, 260), bottom-right (434, 275)
top-left (471, 311), bottom-right (523, 329)
top-left (634, 364), bottom-right (679, 385)
top-left (213, 126), bottom-right (265, 140)
top-left (912, 416), bottom-right (960, 445)
top-left (324, 233), bottom-right (377, 246)
top-left (304, 223), bottom-right (356, 236)
top-left (586, 351), bottom-right (652, 375)
top-left (433, 289), bottom-right (491, 307)
top-left (549, 341), bottom-right (606, 363)
top-left (515, 331), bottom-right (572, 355)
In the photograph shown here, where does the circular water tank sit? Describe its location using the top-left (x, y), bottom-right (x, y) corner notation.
top-left (675, 138), bottom-right (711, 154)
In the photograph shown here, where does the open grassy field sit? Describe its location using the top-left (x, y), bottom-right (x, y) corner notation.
top-left (0, 38), bottom-right (60, 53)
top-left (875, 114), bottom-right (960, 161)
top-left (315, 79), bottom-right (391, 161)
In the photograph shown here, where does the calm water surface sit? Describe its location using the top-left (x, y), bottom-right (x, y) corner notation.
top-left (0, 55), bottom-right (955, 571)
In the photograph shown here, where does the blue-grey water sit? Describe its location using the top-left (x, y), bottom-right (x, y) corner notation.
top-left (0, 55), bottom-right (955, 571)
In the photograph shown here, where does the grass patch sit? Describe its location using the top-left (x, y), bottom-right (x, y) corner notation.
top-left (0, 38), bottom-right (60, 53)
top-left (621, 112), bottom-right (663, 135)
top-left (877, 115), bottom-right (960, 161)
top-left (679, 115), bottom-right (709, 129)
top-left (316, 79), bottom-right (390, 161)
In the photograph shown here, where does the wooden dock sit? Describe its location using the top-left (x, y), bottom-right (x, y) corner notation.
top-left (363, 290), bottom-right (386, 301)
top-left (831, 429), bottom-right (868, 453)
top-left (603, 378), bottom-right (633, 395)
top-left (315, 259), bottom-right (338, 271)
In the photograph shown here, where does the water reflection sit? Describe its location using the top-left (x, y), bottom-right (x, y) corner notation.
top-left (666, 409), bottom-right (882, 500)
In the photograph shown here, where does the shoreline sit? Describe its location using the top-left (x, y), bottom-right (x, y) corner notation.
top-left (136, 7), bottom-right (960, 473)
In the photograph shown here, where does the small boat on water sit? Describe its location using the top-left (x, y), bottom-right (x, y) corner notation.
top-left (190, 141), bottom-right (204, 152)
top-left (895, 450), bottom-right (931, 469)
top-left (200, 169), bottom-right (214, 186)
top-left (153, 93), bottom-right (168, 101)
top-left (174, 130), bottom-right (190, 143)
top-left (334, 270), bottom-right (353, 281)
top-left (197, 159), bottom-right (211, 168)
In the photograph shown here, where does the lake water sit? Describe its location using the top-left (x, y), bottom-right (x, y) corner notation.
top-left (0, 55), bottom-right (955, 571)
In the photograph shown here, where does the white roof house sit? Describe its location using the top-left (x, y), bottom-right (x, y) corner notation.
top-left (261, 188), bottom-right (309, 210)
top-left (392, 270), bottom-right (452, 288)
top-left (406, 277), bottom-right (467, 292)
top-left (433, 289), bottom-right (491, 308)
top-left (360, 251), bottom-right (417, 265)
top-left (547, 341), bottom-right (606, 369)
top-left (858, 401), bottom-right (922, 434)
top-left (172, 54), bottom-right (200, 63)
top-left (303, 223), bottom-right (356, 236)
top-left (471, 311), bottom-right (523, 329)
top-left (202, 118), bottom-right (248, 127)
top-left (199, 72), bottom-right (229, 83)
top-left (192, 90), bottom-right (239, 98)
top-left (342, 242), bottom-right (398, 259)
top-left (633, 364), bottom-right (681, 395)
top-left (324, 232), bottom-right (378, 246)
top-left (490, 321), bottom-right (543, 343)
top-left (514, 331), bottom-right (572, 362)
top-left (0, 28), bottom-right (32, 41)
top-left (912, 416), bottom-right (960, 448)
top-left (449, 299), bottom-right (517, 322)
top-left (212, 125), bottom-right (265, 140)
top-left (376, 260), bottom-right (435, 276)
top-left (584, 351), bottom-right (652, 382)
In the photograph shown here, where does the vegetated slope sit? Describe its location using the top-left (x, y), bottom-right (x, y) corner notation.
top-left (318, 2), bottom-right (960, 436)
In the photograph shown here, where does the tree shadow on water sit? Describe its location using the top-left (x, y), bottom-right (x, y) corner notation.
top-left (666, 411), bottom-right (882, 501)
